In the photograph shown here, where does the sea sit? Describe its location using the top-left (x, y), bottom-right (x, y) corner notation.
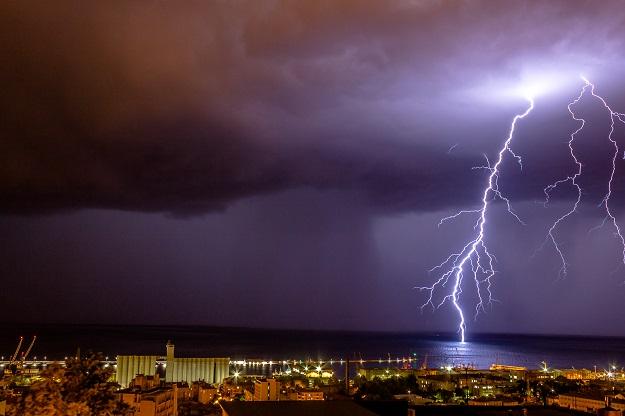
top-left (1, 324), bottom-right (624, 371)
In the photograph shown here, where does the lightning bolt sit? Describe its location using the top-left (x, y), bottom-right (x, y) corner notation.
top-left (541, 80), bottom-right (588, 277)
top-left (418, 98), bottom-right (534, 343)
top-left (542, 77), bottom-right (625, 275)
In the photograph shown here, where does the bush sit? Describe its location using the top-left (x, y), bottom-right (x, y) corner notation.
top-left (9, 352), bottom-right (130, 416)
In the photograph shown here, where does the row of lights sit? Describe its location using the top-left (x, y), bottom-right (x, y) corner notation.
top-left (228, 357), bottom-right (417, 366)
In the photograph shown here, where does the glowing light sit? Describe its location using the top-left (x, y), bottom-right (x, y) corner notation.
top-left (418, 96), bottom-right (535, 343)
top-left (467, 70), bottom-right (582, 104)
top-left (516, 83), bottom-right (548, 100)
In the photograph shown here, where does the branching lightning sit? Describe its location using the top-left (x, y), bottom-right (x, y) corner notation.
top-left (541, 80), bottom-right (588, 277)
top-left (542, 77), bottom-right (625, 276)
top-left (418, 98), bottom-right (534, 343)
top-left (420, 76), bottom-right (625, 342)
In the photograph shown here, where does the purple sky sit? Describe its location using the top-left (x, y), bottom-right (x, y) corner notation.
top-left (2, 1), bottom-right (625, 336)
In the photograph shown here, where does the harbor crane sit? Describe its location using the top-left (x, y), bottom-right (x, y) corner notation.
top-left (21, 335), bottom-right (37, 362)
top-left (9, 336), bottom-right (24, 365)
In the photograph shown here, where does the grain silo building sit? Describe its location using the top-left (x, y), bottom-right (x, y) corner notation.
top-left (164, 340), bottom-right (230, 384)
top-left (116, 341), bottom-right (230, 388)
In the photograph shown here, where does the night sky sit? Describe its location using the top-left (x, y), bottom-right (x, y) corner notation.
top-left (2, 1), bottom-right (625, 337)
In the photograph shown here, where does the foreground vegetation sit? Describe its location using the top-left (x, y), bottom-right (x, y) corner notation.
top-left (8, 353), bottom-right (130, 416)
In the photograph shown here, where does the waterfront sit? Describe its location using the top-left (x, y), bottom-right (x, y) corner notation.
top-left (1, 324), bottom-right (624, 370)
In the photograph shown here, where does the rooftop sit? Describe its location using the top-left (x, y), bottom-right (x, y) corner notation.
top-left (220, 401), bottom-right (379, 416)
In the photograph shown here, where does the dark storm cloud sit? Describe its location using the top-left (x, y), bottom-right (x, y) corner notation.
top-left (2, 1), bottom-right (625, 215)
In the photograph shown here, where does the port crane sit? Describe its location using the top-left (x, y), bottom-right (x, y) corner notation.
top-left (8, 336), bottom-right (24, 365)
top-left (21, 335), bottom-right (37, 362)
top-left (4, 336), bottom-right (37, 376)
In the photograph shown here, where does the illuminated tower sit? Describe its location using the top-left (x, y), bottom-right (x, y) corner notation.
top-left (166, 340), bottom-right (175, 382)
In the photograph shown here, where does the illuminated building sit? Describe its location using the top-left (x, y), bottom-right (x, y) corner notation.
top-left (418, 375), bottom-right (456, 392)
top-left (560, 368), bottom-right (600, 381)
top-left (556, 394), bottom-right (625, 413)
top-left (489, 364), bottom-right (527, 372)
top-left (220, 401), bottom-right (379, 416)
top-left (131, 374), bottom-right (162, 390)
top-left (296, 389), bottom-right (324, 401)
top-left (252, 378), bottom-right (279, 401)
top-left (117, 355), bottom-right (158, 389)
top-left (164, 341), bottom-right (229, 385)
top-left (468, 398), bottom-right (521, 406)
top-left (192, 381), bottom-right (218, 404)
top-left (358, 368), bottom-right (405, 380)
top-left (118, 384), bottom-right (179, 416)
top-left (116, 341), bottom-right (229, 388)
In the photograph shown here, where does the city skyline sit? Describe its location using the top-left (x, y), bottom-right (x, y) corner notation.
top-left (3, 1), bottom-right (625, 337)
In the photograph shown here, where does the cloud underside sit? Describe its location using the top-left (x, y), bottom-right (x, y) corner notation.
top-left (2, 0), bottom-right (625, 215)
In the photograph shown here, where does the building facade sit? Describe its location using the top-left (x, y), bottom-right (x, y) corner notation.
top-left (165, 341), bottom-right (229, 385)
top-left (117, 356), bottom-right (158, 389)
top-left (116, 341), bottom-right (230, 388)
top-left (557, 394), bottom-right (610, 413)
top-left (119, 386), bottom-right (178, 416)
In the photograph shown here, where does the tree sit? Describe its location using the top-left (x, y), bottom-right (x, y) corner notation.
top-left (435, 388), bottom-right (453, 403)
top-left (530, 376), bottom-right (580, 406)
top-left (9, 352), bottom-right (131, 416)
